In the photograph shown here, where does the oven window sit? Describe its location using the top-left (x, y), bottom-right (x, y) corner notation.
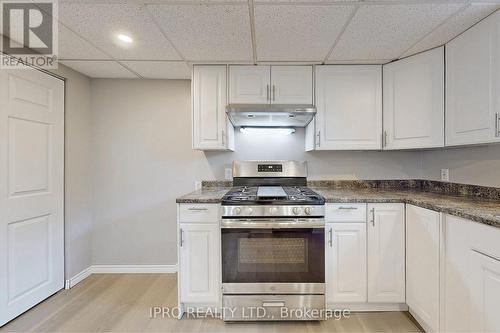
top-left (222, 228), bottom-right (324, 283)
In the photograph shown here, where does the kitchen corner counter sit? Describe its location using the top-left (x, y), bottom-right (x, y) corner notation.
top-left (176, 186), bottom-right (500, 229)
top-left (312, 187), bottom-right (500, 229)
top-left (176, 187), bottom-right (231, 204)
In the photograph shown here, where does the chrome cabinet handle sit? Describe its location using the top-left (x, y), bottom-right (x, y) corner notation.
top-left (266, 84), bottom-right (270, 101)
top-left (317, 131), bottom-right (321, 147)
top-left (496, 113), bottom-right (500, 137)
top-left (180, 228), bottom-right (184, 247)
top-left (328, 227), bottom-right (333, 247)
top-left (370, 208), bottom-right (375, 226)
top-left (262, 300), bottom-right (285, 307)
top-left (272, 85), bottom-right (276, 101)
top-left (338, 206), bottom-right (358, 210)
top-left (222, 129), bottom-right (225, 145)
top-left (188, 207), bottom-right (208, 211)
top-left (383, 131), bottom-right (388, 148)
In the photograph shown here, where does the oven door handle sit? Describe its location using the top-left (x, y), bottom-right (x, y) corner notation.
top-left (221, 219), bottom-right (325, 229)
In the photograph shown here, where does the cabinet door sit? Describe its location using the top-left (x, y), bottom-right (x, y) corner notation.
top-left (367, 204), bottom-right (405, 303)
top-left (271, 66), bottom-right (313, 104)
top-left (406, 205), bottom-right (441, 333)
top-left (383, 47), bottom-right (444, 149)
top-left (326, 223), bottom-right (367, 303)
top-left (179, 224), bottom-right (220, 304)
top-left (192, 66), bottom-right (232, 150)
top-left (315, 65), bottom-right (382, 150)
top-left (446, 11), bottom-right (500, 146)
top-left (469, 250), bottom-right (500, 333)
top-left (229, 65), bottom-right (270, 104)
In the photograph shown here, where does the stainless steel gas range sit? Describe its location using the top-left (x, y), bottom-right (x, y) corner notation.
top-left (220, 160), bottom-right (326, 321)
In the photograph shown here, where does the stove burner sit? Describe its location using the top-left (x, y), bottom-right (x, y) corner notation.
top-left (222, 186), bottom-right (325, 205)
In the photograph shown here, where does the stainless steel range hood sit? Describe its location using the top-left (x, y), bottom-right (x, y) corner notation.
top-left (226, 104), bottom-right (316, 128)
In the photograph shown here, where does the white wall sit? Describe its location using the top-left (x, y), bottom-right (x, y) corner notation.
top-left (49, 64), bottom-right (93, 279)
top-left (207, 129), bottom-right (422, 180)
top-left (90, 79), bottom-right (422, 265)
top-left (421, 145), bottom-right (500, 187)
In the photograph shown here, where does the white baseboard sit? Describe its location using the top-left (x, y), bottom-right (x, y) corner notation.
top-left (91, 264), bottom-right (178, 274)
top-left (327, 302), bottom-right (408, 312)
top-left (65, 264), bottom-right (178, 289)
top-left (65, 266), bottom-right (93, 289)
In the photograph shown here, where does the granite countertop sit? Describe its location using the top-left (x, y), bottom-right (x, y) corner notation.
top-left (176, 187), bottom-right (232, 204)
top-left (176, 187), bottom-right (500, 229)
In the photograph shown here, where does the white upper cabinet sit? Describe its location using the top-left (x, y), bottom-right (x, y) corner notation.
top-left (315, 65), bottom-right (382, 150)
top-left (383, 47), bottom-right (444, 150)
top-left (229, 65), bottom-right (313, 105)
top-left (270, 66), bottom-right (313, 104)
top-left (192, 66), bottom-right (234, 151)
top-left (229, 65), bottom-right (270, 104)
top-left (367, 203), bottom-right (406, 303)
top-left (406, 205), bottom-right (441, 333)
top-left (446, 11), bottom-right (500, 146)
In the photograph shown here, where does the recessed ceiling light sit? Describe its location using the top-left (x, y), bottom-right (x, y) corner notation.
top-left (117, 34), bottom-right (133, 43)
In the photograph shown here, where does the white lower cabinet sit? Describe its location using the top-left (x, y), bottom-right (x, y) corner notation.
top-left (444, 215), bottom-right (500, 333)
top-left (367, 204), bottom-right (406, 303)
top-left (178, 204), bottom-right (220, 308)
top-left (406, 205), bottom-right (441, 333)
top-left (326, 222), bottom-right (367, 303)
top-left (325, 203), bottom-right (405, 308)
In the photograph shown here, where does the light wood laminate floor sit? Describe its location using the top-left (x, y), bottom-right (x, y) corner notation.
top-left (0, 274), bottom-right (422, 333)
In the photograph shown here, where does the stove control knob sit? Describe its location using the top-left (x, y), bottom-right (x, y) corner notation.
top-left (246, 207), bottom-right (253, 215)
top-left (292, 207), bottom-right (302, 215)
top-left (233, 207), bottom-right (241, 215)
top-left (270, 207), bottom-right (279, 214)
top-left (304, 207), bottom-right (312, 215)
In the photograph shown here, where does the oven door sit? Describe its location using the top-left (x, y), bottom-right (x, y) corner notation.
top-left (221, 219), bottom-right (325, 294)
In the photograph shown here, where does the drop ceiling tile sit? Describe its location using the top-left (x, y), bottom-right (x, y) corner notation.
top-left (121, 61), bottom-right (191, 79)
top-left (255, 4), bottom-right (355, 61)
top-left (147, 4), bottom-right (252, 62)
top-left (58, 23), bottom-right (111, 60)
top-left (61, 61), bottom-right (138, 78)
top-left (58, 3), bottom-right (182, 60)
top-left (402, 3), bottom-right (500, 57)
top-left (330, 3), bottom-right (463, 61)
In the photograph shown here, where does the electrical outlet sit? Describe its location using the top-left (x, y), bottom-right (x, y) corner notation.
top-left (441, 169), bottom-right (450, 182)
top-left (194, 181), bottom-right (202, 190)
top-left (224, 168), bottom-right (232, 180)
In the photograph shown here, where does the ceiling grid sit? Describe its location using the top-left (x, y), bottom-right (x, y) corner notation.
top-left (54, 0), bottom-right (499, 78)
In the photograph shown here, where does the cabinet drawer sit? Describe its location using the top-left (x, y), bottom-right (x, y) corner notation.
top-left (179, 204), bottom-right (219, 223)
top-left (326, 203), bottom-right (367, 222)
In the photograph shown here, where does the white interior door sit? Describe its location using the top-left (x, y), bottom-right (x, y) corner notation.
top-left (0, 68), bottom-right (64, 326)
